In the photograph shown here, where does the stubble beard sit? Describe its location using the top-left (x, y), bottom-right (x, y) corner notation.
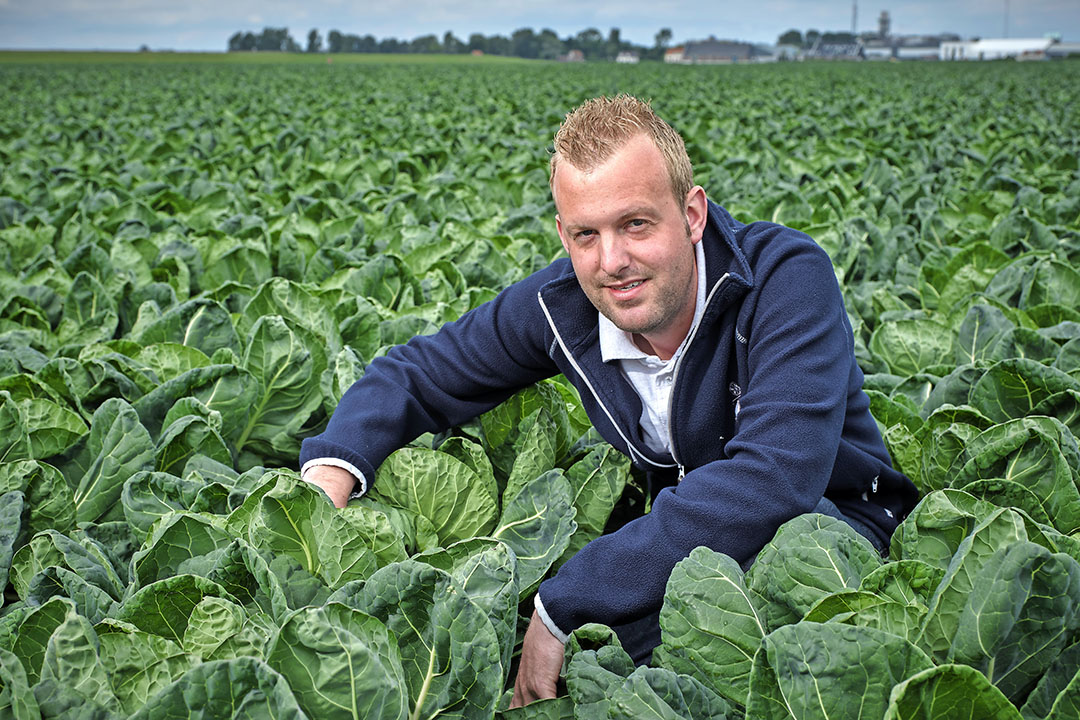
top-left (591, 231), bottom-right (696, 337)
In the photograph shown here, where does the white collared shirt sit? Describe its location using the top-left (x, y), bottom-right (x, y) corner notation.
top-left (597, 240), bottom-right (707, 457)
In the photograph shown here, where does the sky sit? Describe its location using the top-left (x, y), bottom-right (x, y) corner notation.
top-left (1, 0), bottom-right (1077, 51)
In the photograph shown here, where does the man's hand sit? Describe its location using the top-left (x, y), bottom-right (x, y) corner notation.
top-left (510, 609), bottom-right (565, 708)
top-left (302, 465), bottom-right (356, 508)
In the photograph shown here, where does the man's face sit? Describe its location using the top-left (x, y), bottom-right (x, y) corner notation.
top-left (553, 133), bottom-right (707, 357)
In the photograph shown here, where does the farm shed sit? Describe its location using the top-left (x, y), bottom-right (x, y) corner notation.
top-left (940, 37), bottom-right (1054, 61)
top-left (673, 38), bottom-right (777, 64)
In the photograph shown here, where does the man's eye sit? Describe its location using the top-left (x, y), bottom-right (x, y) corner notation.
top-left (628, 219), bottom-right (647, 229)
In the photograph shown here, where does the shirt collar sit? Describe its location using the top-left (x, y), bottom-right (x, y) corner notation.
top-left (599, 240), bottom-right (707, 363)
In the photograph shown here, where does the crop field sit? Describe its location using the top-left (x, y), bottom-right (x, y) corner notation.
top-left (0, 55), bottom-right (1079, 718)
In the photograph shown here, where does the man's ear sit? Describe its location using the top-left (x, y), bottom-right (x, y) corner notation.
top-left (685, 186), bottom-right (708, 243)
top-left (555, 214), bottom-right (570, 254)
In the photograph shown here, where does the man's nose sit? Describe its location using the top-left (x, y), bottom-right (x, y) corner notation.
top-left (598, 234), bottom-right (630, 276)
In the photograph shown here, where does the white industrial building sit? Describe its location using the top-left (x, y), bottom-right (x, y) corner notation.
top-left (940, 38), bottom-right (1054, 61)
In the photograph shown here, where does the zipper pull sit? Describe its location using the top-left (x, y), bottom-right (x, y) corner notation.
top-left (677, 464), bottom-right (685, 482)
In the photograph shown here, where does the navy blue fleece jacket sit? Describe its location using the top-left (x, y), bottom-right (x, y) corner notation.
top-left (299, 200), bottom-right (920, 635)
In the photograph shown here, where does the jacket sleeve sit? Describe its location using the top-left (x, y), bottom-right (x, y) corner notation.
top-left (299, 265), bottom-right (562, 488)
top-left (538, 229), bottom-right (855, 633)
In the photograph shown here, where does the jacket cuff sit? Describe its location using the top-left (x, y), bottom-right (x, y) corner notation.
top-left (534, 593), bottom-right (569, 644)
top-left (300, 457), bottom-right (368, 497)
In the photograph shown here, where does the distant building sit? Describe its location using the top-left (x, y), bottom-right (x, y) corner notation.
top-left (895, 35), bottom-right (952, 61)
top-left (683, 38), bottom-right (752, 63)
top-left (667, 37), bottom-right (776, 64)
top-left (615, 51), bottom-right (640, 64)
top-left (878, 11), bottom-right (891, 39)
top-left (804, 37), bottom-right (864, 60)
top-left (862, 39), bottom-right (893, 61)
top-left (1048, 41), bottom-right (1080, 59)
top-left (852, 32), bottom-right (962, 61)
top-left (940, 38), bottom-right (1053, 61)
top-left (558, 49), bottom-right (585, 62)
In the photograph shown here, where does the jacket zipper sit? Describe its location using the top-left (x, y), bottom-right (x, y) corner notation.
top-left (538, 292), bottom-right (676, 471)
top-left (667, 273), bottom-right (730, 481)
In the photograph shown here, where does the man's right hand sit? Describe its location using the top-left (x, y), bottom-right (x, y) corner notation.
top-left (302, 465), bottom-right (356, 508)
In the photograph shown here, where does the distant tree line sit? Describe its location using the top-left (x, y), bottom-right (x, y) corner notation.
top-left (228, 26), bottom-right (676, 61)
top-left (776, 29), bottom-right (857, 48)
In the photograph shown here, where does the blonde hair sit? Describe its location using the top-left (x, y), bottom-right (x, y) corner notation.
top-left (549, 95), bottom-right (693, 207)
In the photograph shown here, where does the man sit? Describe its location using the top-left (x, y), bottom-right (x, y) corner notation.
top-left (300, 95), bottom-right (919, 707)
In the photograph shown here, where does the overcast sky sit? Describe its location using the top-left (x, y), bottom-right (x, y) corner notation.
top-left (1, 0), bottom-right (1076, 51)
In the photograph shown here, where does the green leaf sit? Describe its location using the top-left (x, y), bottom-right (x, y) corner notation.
top-left (0, 646), bottom-right (41, 720)
top-left (415, 537), bottom-right (520, 674)
top-left (860, 559), bottom-right (945, 608)
top-left (654, 547), bottom-right (766, 707)
top-left (1019, 641), bottom-right (1080, 720)
top-left (180, 595), bottom-right (248, 659)
top-left (503, 409), bottom-right (559, 504)
top-left (0, 491), bottom-right (27, 608)
top-left (155, 414), bottom-right (231, 475)
top-left (35, 611), bottom-right (121, 716)
top-left (131, 513), bottom-right (234, 589)
top-left (952, 418), bottom-right (1080, 534)
top-left (133, 363), bottom-right (258, 444)
top-left (69, 398), bottom-right (154, 525)
top-left (95, 619), bottom-right (198, 716)
top-left (121, 471), bottom-right (204, 540)
top-left (115, 574), bottom-right (236, 646)
top-left (344, 560), bottom-right (503, 720)
top-left (915, 507), bottom-right (1028, 662)
top-left (607, 666), bottom-right (734, 720)
top-left (266, 603), bottom-right (408, 720)
top-left (498, 696), bottom-right (574, 720)
top-left (746, 514), bottom-right (883, 631)
top-left (493, 471), bottom-right (577, 597)
top-left (954, 301), bottom-right (1016, 368)
top-left (565, 645), bottom-right (635, 720)
top-left (133, 342), bottom-right (211, 383)
top-left (23, 565), bottom-right (118, 624)
top-left (372, 447), bottom-right (499, 546)
top-left (0, 460), bottom-right (75, 536)
top-left (947, 542), bottom-right (1080, 702)
top-left (0, 391), bottom-right (31, 464)
top-left (914, 406), bottom-right (991, 494)
top-left (891, 489), bottom-right (1002, 568)
top-left (870, 317), bottom-right (955, 376)
top-left (19, 397), bottom-right (86, 459)
top-left (480, 382), bottom-right (571, 479)
top-left (202, 538), bottom-right (290, 623)
top-left (564, 444), bottom-right (630, 535)
top-left (969, 358), bottom-right (1080, 423)
top-left (132, 298), bottom-right (241, 358)
top-left (10, 596), bottom-right (76, 686)
top-left (763, 622), bottom-right (935, 720)
top-left (10, 529), bottom-right (124, 603)
top-left (130, 657), bottom-right (307, 720)
top-left (803, 589), bottom-right (927, 643)
top-left (883, 664), bottom-right (1023, 720)
top-left (56, 271), bottom-right (118, 348)
top-left (234, 315), bottom-right (324, 460)
top-left (248, 473), bottom-right (378, 589)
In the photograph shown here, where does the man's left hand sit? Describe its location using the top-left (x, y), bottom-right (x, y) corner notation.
top-left (509, 609), bottom-right (564, 708)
